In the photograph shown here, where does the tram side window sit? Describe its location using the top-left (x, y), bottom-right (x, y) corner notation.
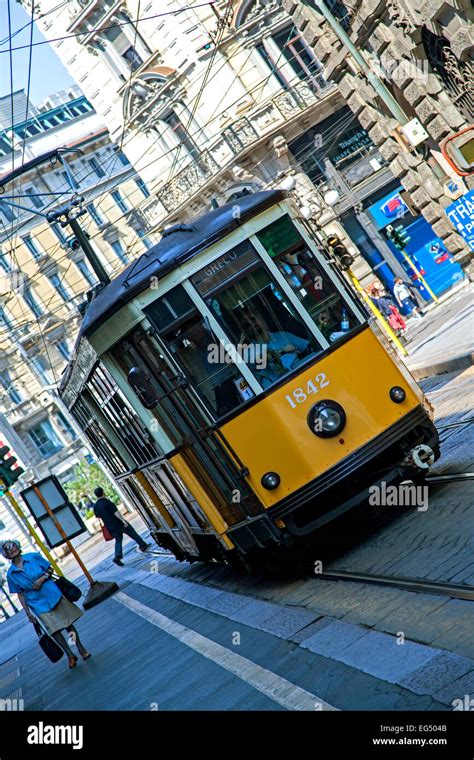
top-left (146, 286), bottom-right (255, 418)
top-left (256, 216), bottom-right (359, 344)
top-left (191, 241), bottom-right (323, 390)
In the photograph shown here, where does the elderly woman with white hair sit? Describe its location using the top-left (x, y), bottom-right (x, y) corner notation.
top-left (2, 540), bottom-right (91, 669)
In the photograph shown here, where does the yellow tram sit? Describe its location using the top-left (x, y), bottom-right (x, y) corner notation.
top-left (60, 190), bottom-right (439, 568)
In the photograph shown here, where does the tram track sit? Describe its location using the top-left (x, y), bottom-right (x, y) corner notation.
top-left (425, 472), bottom-right (474, 484)
top-left (316, 569), bottom-right (474, 601)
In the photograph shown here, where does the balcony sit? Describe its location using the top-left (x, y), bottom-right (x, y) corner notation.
top-left (132, 81), bottom-right (335, 226)
top-left (67, 0), bottom-right (121, 32)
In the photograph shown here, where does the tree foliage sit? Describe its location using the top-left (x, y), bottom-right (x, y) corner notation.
top-left (64, 462), bottom-right (120, 512)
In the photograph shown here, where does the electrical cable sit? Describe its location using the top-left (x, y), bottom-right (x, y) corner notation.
top-left (0, 3), bottom-right (219, 55)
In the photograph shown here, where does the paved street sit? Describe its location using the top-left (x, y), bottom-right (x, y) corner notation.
top-left (1, 363), bottom-right (472, 712)
top-left (404, 286), bottom-right (473, 378)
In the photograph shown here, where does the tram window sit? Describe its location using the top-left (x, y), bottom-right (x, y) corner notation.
top-left (256, 216), bottom-right (359, 345)
top-left (145, 285), bottom-right (195, 332)
top-left (163, 315), bottom-right (254, 416)
top-left (191, 241), bottom-right (322, 390)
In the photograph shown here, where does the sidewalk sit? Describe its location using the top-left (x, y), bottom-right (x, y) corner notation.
top-left (403, 286), bottom-right (473, 380)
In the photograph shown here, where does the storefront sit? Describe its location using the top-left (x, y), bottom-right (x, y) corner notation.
top-left (367, 187), bottom-right (465, 304)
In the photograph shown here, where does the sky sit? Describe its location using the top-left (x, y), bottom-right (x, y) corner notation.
top-left (0, 1), bottom-right (75, 109)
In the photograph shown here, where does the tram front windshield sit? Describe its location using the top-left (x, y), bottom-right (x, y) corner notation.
top-left (192, 242), bottom-right (322, 389)
top-left (146, 216), bottom-right (360, 416)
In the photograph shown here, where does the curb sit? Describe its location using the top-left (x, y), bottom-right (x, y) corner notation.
top-left (407, 352), bottom-right (473, 381)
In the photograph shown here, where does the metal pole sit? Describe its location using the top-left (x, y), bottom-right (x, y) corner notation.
top-left (398, 248), bottom-right (440, 303)
top-left (3, 490), bottom-right (62, 574)
top-left (348, 269), bottom-right (408, 356)
top-left (68, 217), bottom-right (110, 286)
top-left (32, 486), bottom-right (95, 585)
top-left (307, 1), bottom-right (409, 125)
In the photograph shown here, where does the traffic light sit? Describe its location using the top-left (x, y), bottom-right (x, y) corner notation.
top-left (386, 224), bottom-right (410, 250)
top-left (326, 235), bottom-right (354, 270)
top-left (0, 445), bottom-right (25, 492)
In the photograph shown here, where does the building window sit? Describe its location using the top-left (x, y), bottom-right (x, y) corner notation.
top-left (0, 251), bottom-right (12, 271)
top-left (270, 25), bottom-right (325, 92)
top-left (31, 355), bottom-right (53, 384)
top-left (109, 239), bottom-right (128, 263)
top-left (49, 273), bottom-right (71, 301)
top-left (163, 111), bottom-right (199, 159)
top-left (51, 222), bottom-right (68, 244)
top-left (421, 27), bottom-right (474, 121)
top-left (55, 411), bottom-right (76, 439)
top-left (0, 306), bottom-right (14, 330)
top-left (0, 369), bottom-right (23, 404)
top-left (28, 420), bottom-right (63, 456)
top-left (24, 187), bottom-right (44, 209)
top-left (60, 170), bottom-right (75, 189)
top-left (115, 150), bottom-right (130, 167)
top-left (0, 201), bottom-right (15, 222)
top-left (22, 235), bottom-right (43, 260)
top-left (87, 202), bottom-right (104, 226)
top-left (136, 228), bottom-right (152, 248)
top-left (87, 156), bottom-right (106, 178)
top-left (122, 46), bottom-right (144, 72)
top-left (135, 177), bottom-right (150, 198)
top-left (57, 340), bottom-right (70, 360)
top-left (23, 286), bottom-right (44, 317)
top-left (76, 259), bottom-right (96, 285)
top-left (111, 190), bottom-right (129, 213)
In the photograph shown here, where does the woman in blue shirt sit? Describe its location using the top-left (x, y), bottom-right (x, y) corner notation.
top-left (3, 540), bottom-right (91, 669)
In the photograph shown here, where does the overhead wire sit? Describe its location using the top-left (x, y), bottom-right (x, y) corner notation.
top-left (1, 16), bottom-right (362, 331)
top-left (0, 3), bottom-right (219, 55)
top-left (2, 97), bottom-right (358, 331)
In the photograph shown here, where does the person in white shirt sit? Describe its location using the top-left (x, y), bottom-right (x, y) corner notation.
top-left (393, 278), bottom-right (422, 319)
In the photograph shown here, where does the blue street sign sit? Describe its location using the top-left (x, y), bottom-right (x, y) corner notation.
top-left (445, 189), bottom-right (474, 251)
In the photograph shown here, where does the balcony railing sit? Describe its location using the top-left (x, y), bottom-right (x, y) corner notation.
top-left (133, 81), bottom-right (334, 225)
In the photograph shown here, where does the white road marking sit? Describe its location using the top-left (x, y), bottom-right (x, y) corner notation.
top-left (115, 591), bottom-right (338, 711)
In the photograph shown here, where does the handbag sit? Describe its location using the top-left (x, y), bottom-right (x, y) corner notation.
top-left (100, 521), bottom-right (114, 541)
top-left (33, 621), bottom-right (64, 663)
top-left (54, 575), bottom-right (82, 603)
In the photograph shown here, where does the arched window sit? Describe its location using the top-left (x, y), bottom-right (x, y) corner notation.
top-left (421, 27), bottom-right (474, 122)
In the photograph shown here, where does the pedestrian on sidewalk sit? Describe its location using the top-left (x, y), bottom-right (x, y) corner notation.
top-left (393, 278), bottom-right (423, 319)
top-left (1, 540), bottom-right (91, 670)
top-left (93, 488), bottom-right (150, 567)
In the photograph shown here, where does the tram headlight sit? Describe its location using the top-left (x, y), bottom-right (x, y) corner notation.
top-left (389, 386), bottom-right (406, 403)
top-left (307, 400), bottom-right (346, 438)
top-left (261, 472), bottom-right (281, 490)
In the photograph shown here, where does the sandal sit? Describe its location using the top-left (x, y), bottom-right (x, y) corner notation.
top-left (68, 655), bottom-right (78, 669)
top-left (81, 652), bottom-right (92, 660)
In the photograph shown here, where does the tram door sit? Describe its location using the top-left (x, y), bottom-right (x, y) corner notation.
top-left (113, 327), bottom-right (256, 534)
top-left (143, 462), bottom-right (203, 557)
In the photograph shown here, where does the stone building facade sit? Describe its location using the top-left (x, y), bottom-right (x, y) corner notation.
top-left (284, 0), bottom-right (473, 272)
top-left (0, 89), bottom-right (156, 486)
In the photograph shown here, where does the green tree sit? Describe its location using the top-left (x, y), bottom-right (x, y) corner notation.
top-left (64, 462), bottom-right (120, 513)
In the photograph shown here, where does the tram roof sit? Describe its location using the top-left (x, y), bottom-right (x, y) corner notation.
top-left (79, 188), bottom-right (286, 338)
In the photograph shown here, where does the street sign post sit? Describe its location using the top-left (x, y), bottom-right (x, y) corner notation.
top-left (445, 189), bottom-right (474, 252)
top-left (20, 476), bottom-right (118, 609)
top-left (20, 476), bottom-right (86, 549)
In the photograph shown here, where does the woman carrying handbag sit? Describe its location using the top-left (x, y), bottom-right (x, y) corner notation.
top-left (2, 539), bottom-right (91, 669)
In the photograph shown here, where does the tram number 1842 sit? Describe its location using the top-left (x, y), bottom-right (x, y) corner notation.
top-left (285, 372), bottom-right (330, 409)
